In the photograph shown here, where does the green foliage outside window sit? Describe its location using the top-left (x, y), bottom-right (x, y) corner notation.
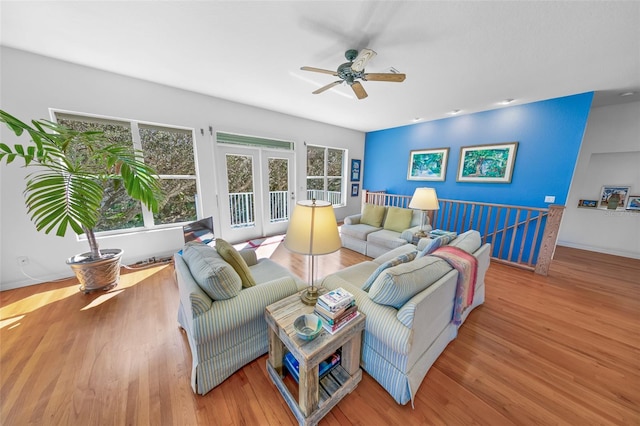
top-left (59, 115), bottom-right (198, 233)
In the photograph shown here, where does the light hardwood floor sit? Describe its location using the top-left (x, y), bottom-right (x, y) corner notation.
top-left (1, 244), bottom-right (638, 425)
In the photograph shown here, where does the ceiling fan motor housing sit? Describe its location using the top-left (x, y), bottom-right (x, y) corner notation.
top-left (338, 62), bottom-right (364, 85)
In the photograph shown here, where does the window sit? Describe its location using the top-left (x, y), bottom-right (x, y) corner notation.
top-left (55, 112), bottom-right (198, 234)
top-left (306, 144), bottom-right (345, 206)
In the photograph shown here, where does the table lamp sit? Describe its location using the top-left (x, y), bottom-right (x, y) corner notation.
top-left (284, 199), bottom-right (341, 305)
top-left (408, 187), bottom-right (440, 237)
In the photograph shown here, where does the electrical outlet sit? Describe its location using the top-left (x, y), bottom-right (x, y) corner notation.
top-left (17, 256), bottom-right (29, 266)
top-left (544, 195), bottom-right (555, 203)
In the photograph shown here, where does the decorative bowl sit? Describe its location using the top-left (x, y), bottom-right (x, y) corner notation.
top-left (293, 314), bottom-right (322, 341)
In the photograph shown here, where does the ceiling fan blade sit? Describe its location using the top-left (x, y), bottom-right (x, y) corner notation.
top-left (350, 48), bottom-right (377, 72)
top-left (301, 66), bottom-right (338, 76)
top-left (351, 81), bottom-right (368, 99)
top-left (363, 73), bottom-right (406, 82)
top-left (312, 80), bottom-right (343, 94)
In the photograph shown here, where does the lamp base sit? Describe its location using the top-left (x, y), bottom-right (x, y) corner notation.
top-left (300, 286), bottom-right (320, 305)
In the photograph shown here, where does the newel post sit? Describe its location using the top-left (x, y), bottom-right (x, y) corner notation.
top-left (534, 204), bottom-right (565, 276)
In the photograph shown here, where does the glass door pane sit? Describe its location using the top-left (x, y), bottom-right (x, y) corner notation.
top-left (226, 153), bottom-right (255, 229)
top-left (263, 150), bottom-right (294, 236)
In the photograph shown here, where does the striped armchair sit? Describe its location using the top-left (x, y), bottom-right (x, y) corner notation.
top-left (174, 244), bottom-right (305, 395)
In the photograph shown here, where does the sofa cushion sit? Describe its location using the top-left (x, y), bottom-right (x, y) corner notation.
top-left (368, 256), bottom-right (452, 308)
top-left (341, 223), bottom-right (381, 240)
top-left (215, 238), bottom-right (256, 288)
top-left (362, 251), bottom-right (418, 292)
top-left (361, 203), bottom-right (386, 227)
top-left (182, 242), bottom-right (242, 300)
top-left (448, 230), bottom-right (482, 254)
top-left (367, 229), bottom-right (411, 250)
top-left (383, 207), bottom-right (413, 233)
top-left (416, 233), bottom-right (458, 258)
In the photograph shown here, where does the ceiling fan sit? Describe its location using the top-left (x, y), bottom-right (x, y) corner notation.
top-left (301, 48), bottom-right (406, 99)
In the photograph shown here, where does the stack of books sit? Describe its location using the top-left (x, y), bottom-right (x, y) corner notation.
top-left (315, 287), bottom-right (359, 334)
top-left (283, 350), bottom-right (341, 383)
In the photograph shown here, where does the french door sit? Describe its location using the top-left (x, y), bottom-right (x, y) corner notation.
top-left (217, 145), bottom-right (295, 242)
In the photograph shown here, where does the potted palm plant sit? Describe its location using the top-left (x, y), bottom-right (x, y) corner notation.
top-left (0, 110), bottom-right (163, 293)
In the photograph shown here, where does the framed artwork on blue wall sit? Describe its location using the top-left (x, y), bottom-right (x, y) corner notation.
top-left (407, 148), bottom-right (449, 181)
top-left (457, 142), bottom-right (518, 183)
top-left (351, 183), bottom-right (359, 197)
top-left (351, 159), bottom-right (361, 182)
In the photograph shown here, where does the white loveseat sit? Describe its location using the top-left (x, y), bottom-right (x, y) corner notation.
top-left (321, 230), bottom-right (489, 405)
top-left (340, 203), bottom-right (431, 258)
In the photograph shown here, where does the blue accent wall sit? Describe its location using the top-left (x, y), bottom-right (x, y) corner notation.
top-left (364, 92), bottom-right (593, 207)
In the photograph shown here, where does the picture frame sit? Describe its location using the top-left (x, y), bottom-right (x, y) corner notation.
top-left (351, 183), bottom-right (359, 197)
top-left (350, 159), bottom-right (361, 182)
top-left (578, 199), bottom-right (598, 208)
top-left (407, 148), bottom-right (449, 181)
top-left (627, 195), bottom-right (640, 211)
top-left (598, 185), bottom-right (631, 210)
top-left (456, 142), bottom-right (518, 183)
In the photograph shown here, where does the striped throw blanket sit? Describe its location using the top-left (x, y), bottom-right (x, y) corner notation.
top-left (431, 246), bottom-right (478, 325)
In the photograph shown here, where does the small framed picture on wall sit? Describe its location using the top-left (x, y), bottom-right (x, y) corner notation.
top-left (351, 159), bottom-right (361, 182)
top-left (627, 195), bottom-right (640, 211)
top-left (598, 185), bottom-right (631, 210)
top-left (351, 183), bottom-right (359, 197)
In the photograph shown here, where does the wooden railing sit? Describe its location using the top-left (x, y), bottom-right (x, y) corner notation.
top-left (363, 190), bottom-right (564, 275)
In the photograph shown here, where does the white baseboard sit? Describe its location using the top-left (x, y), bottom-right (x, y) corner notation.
top-left (556, 240), bottom-right (640, 260)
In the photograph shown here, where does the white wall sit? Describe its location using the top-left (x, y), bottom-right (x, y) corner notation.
top-left (559, 101), bottom-right (640, 258)
top-left (0, 47), bottom-right (365, 289)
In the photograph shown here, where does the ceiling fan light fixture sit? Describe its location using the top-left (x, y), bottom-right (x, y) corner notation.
top-left (300, 48), bottom-right (405, 100)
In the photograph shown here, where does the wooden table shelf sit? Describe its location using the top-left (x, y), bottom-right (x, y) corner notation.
top-left (265, 293), bottom-right (365, 426)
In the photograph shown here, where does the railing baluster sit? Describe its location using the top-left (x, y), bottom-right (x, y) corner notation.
top-left (517, 210), bottom-right (532, 264)
top-left (507, 209), bottom-right (520, 261)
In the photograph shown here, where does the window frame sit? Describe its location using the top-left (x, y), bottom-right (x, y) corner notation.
top-left (305, 143), bottom-right (347, 207)
top-left (50, 109), bottom-right (200, 238)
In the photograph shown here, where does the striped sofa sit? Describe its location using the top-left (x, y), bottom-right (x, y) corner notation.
top-left (322, 230), bottom-right (490, 405)
top-left (174, 243), bottom-right (305, 395)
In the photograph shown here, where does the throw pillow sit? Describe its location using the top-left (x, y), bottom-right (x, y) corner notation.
top-left (368, 256), bottom-right (452, 308)
top-left (447, 230), bottom-right (482, 254)
top-left (215, 238), bottom-right (256, 288)
top-left (383, 206), bottom-right (413, 233)
top-left (361, 251), bottom-right (418, 292)
top-left (182, 242), bottom-right (242, 300)
top-left (360, 204), bottom-right (386, 228)
top-left (416, 233), bottom-right (458, 258)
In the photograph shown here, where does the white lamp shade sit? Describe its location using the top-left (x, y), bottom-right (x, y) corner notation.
top-left (409, 187), bottom-right (440, 210)
top-left (284, 200), bottom-right (341, 255)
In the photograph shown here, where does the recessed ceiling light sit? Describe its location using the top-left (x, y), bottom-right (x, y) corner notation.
top-left (500, 98), bottom-right (515, 105)
top-left (451, 109), bottom-right (462, 115)
top-left (620, 91), bottom-right (635, 97)
top-left (412, 117), bottom-right (422, 122)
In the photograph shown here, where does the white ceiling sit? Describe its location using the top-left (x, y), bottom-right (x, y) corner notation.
top-left (1, 1), bottom-right (639, 132)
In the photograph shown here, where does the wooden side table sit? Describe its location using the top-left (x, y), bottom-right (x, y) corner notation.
top-left (265, 293), bottom-right (365, 426)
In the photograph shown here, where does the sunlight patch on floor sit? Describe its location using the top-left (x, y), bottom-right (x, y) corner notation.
top-left (81, 289), bottom-right (125, 311)
top-left (0, 315), bottom-right (25, 330)
top-left (233, 234), bottom-right (285, 259)
top-left (0, 285), bottom-right (79, 319)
